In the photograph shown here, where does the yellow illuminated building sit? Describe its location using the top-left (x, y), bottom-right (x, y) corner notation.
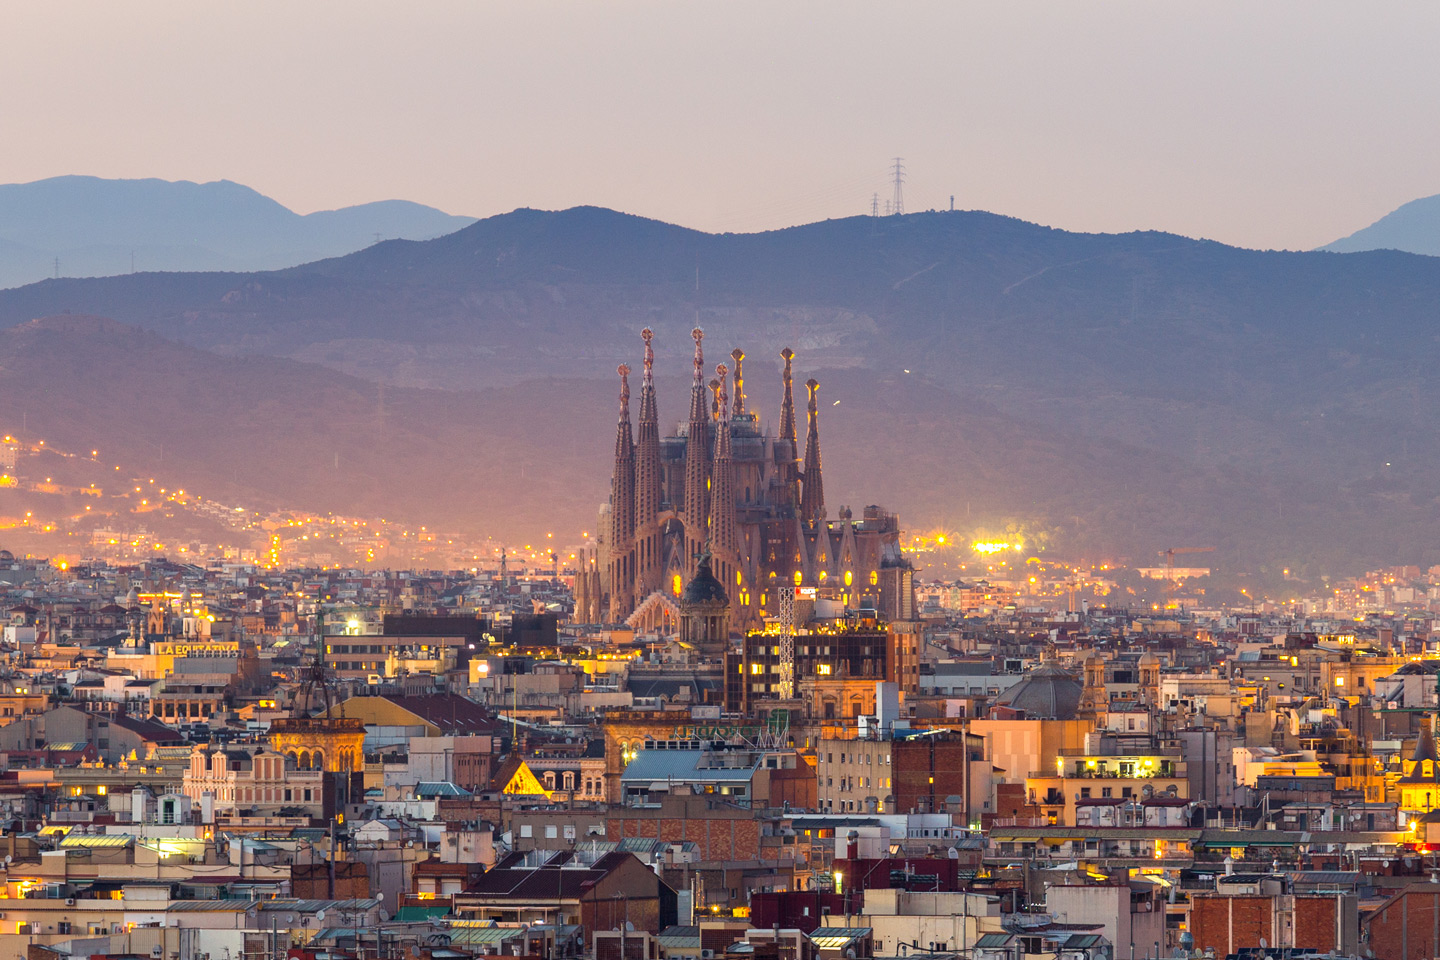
top-left (267, 717), bottom-right (365, 773)
top-left (1398, 725), bottom-right (1440, 814)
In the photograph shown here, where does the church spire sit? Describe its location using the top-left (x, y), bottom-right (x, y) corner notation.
top-left (800, 377), bottom-right (825, 526)
top-left (607, 364), bottom-right (636, 621)
top-left (615, 364), bottom-right (632, 454)
top-left (633, 328), bottom-right (664, 596)
top-left (635, 328), bottom-right (662, 522)
top-left (683, 328), bottom-right (711, 576)
top-left (778, 347), bottom-right (797, 444)
top-left (689, 328), bottom-right (707, 420)
top-left (709, 363), bottom-right (738, 572)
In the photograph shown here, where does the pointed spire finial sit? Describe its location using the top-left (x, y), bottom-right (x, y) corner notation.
top-left (617, 364), bottom-right (631, 420)
top-left (801, 377), bottom-right (825, 525)
top-left (730, 348), bottom-right (746, 417)
top-left (779, 347), bottom-right (797, 444)
top-left (641, 327), bottom-right (655, 384)
top-left (709, 378), bottom-right (721, 420)
top-left (683, 328), bottom-right (712, 573)
top-left (708, 361), bottom-right (738, 564)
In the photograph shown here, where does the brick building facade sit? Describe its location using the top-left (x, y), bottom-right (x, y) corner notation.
top-left (606, 795), bottom-right (763, 861)
top-left (1365, 885), bottom-right (1440, 960)
top-left (1190, 889), bottom-right (1357, 957)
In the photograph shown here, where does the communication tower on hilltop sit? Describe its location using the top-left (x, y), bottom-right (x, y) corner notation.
top-left (890, 158), bottom-right (905, 216)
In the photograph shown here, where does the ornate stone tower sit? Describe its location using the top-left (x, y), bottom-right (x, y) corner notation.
top-left (1138, 650), bottom-right (1161, 708)
top-left (682, 328), bottom-right (711, 580)
top-left (708, 363), bottom-right (739, 592)
top-left (730, 348), bottom-right (747, 417)
top-left (800, 377), bottom-right (825, 527)
top-left (607, 365), bottom-right (635, 621)
top-left (1076, 652), bottom-right (1108, 718)
top-left (633, 329), bottom-right (664, 597)
top-left (778, 347), bottom-right (799, 506)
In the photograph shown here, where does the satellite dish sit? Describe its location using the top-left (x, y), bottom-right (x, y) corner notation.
top-left (315, 911), bottom-right (326, 924)
top-left (624, 922), bottom-right (635, 932)
top-left (376, 892), bottom-right (385, 901)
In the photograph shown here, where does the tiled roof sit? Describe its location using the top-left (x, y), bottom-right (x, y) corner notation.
top-left (165, 900), bottom-right (256, 913)
top-left (376, 694), bottom-right (497, 733)
top-left (110, 713), bottom-right (187, 742)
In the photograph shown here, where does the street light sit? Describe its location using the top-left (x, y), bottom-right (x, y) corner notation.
top-left (375, 892), bottom-right (386, 960)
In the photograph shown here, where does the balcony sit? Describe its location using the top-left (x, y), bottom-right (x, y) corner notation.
top-left (1057, 747), bottom-right (1182, 758)
top-left (1065, 764), bottom-right (1179, 779)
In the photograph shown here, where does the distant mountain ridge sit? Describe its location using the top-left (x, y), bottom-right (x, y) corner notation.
top-left (0, 175), bottom-right (476, 288)
top-left (1322, 193), bottom-right (1440, 255)
top-left (0, 313), bottom-right (1326, 569)
top-left (6, 205), bottom-right (1440, 572)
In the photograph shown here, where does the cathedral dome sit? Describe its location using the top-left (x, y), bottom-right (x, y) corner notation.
top-left (992, 663), bottom-right (1083, 720)
top-left (681, 552), bottom-right (729, 606)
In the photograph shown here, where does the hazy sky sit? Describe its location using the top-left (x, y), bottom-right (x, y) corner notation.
top-left (2, 1), bottom-right (1437, 250)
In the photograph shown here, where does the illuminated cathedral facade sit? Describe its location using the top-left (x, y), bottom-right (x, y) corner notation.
top-left (576, 328), bottom-right (913, 636)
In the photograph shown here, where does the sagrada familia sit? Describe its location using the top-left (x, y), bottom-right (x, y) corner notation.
top-left (572, 328), bottom-right (913, 635)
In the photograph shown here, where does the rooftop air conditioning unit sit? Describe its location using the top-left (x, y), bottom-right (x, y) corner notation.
top-left (701, 951), bottom-right (715, 958)
top-left (65, 899), bottom-right (75, 906)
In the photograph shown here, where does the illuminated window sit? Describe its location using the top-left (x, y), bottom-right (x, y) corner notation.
top-left (869, 571), bottom-right (879, 586)
top-left (672, 574), bottom-right (682, 596)
top-left (817, 664), bottom-right (832, 676)
top-left (794, 571), bottom-right (803, 585)
top-left (844, 570), bottom-right (853, 586)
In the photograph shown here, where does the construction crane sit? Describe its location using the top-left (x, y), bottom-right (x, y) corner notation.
top-left (1159, 546), bottom-right (1215, 609)
top-left (776, 585), bottom-right (797, 699)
